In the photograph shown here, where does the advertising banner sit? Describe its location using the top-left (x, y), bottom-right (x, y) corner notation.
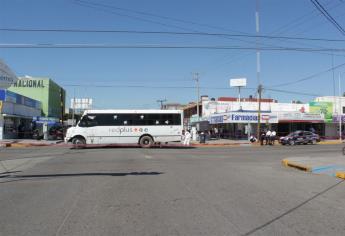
top-left (309, 101), bottom-right (333, 123)
top-left (278, 112), bottom-right (324, 122)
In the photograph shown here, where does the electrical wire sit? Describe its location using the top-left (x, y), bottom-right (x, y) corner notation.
top-left (267, 61), bottom-right (345, 88)
top-left (1, 43), bottom-right (345, 52)
top-left (3, 27), bottom-right (345, 43)
top-left (310, 0), bottom-right (345, 36)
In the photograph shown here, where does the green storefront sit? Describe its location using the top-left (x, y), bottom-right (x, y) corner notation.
top-left (8, 77), bottom-right (65, 120)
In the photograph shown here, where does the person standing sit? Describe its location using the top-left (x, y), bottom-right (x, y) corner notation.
top-left (260, 131), bottom-right (266, 146)
top-left (266, 130), bottom-right (272, 145)
top-left (181, 130), bottom-right (185, 144)
top-left (184, 130), bottom-right (192, 146)
top-left (270, 130), bottom-right (276, 145)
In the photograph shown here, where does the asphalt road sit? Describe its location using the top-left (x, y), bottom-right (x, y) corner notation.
top-left (0, 144), bottom-right (345, 236)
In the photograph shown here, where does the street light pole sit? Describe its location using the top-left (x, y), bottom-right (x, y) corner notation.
top-left (193, 73), bottom-right (200, 120)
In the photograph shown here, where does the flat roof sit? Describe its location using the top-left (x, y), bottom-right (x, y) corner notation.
top-left (84, 109), bottom-right (182, 114)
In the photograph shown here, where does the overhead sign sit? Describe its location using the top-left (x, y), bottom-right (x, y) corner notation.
top-left (309, 101), bottom-right (333, 123)
top-left (210, 112), bottom-right (278, 124)
top-left (0, 60), bottom-right (17, 89)
top-left (278, 112), bottom-right (324, 122)
top-left (230, 78), bottom-right (247, 87)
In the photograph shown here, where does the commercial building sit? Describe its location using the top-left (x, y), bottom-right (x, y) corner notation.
top-left (0, 89), bottom-right (41, 139)
top-left (184, 96), bottom-right (333, 139)
top-left (8, 76), bottom-right (66, 120)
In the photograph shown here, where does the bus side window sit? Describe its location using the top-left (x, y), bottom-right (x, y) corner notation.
top-left (80, 115), bottom-right (98, 127)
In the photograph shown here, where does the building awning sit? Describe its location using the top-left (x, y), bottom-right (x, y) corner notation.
top-left (279, 120), bottom-right (324, 123)
top-left (2, 114), bottom-right (34, 119)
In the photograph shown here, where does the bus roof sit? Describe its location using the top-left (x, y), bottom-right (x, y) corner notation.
top-left (83, 109), bottom-right (183, 114)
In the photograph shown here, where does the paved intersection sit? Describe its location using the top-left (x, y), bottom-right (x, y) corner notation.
top-left (0, 144), bottom-right (344, 236)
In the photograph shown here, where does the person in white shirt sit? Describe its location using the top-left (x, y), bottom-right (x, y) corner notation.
top-left (270, 130), bottom-right (276, 145)
top-left (266, 130), bottom-right (272, 145)
top-left (183, 130), bottom-right (192, 146)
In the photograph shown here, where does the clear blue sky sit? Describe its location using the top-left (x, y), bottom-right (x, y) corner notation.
top-left (1, 0), bottom-right (345, 109)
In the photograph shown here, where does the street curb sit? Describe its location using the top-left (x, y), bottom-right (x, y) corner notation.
top-left (191, 143), bottom-right (252, 147)
top-left (319, 140), bottom-right (342, 145)
top-left (283, 159), bottom-right (345, 180)
top-left (335, 172), bottom-right (345, 179)
top-left (282, 159), bottom-right (311, 172)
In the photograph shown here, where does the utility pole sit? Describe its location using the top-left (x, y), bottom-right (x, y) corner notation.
top-left (72, 88), bottom-right (75, 126)
top-left (157, 99), bottom-right (167, 109)
top-left (256, 0), bottom-right (262, 141)
top-left (339, 73), bottom-right (342, 142)
top-left (257, 84), bottom-right (263, 141)
top-left (193, 72), bottom-right (200, 120)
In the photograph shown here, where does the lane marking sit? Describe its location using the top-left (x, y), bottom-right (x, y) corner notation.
top-left (145, 155), bottom-right (152, 159)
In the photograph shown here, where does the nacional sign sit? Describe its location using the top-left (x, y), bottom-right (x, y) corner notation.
top-left (209, 112), bottom-right (278, 124)
top-left (12, 79), bottom-right (45, 88)
top-left (0, 60), bottom-right (17, 89)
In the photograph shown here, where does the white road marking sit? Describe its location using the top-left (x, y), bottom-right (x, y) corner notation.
top-left (145, 155), bottom-right (153, 159)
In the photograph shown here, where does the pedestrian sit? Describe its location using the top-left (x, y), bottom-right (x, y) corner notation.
top-left (191, 127), bottom-right (197, 141)
top-left (181, 130), bottom-right (185, 143)
top-left (266, 130), bottom-right (272, 145)
top-left (214, 127), bottom-right (219, 139)
top-left (270, 130), bottom-right (276, 145)
top-left (249, 134), bottom-right (257, 143)
top-left (183, 130), bottom-right (192, 146)
top-left (260, 131), bottom-right (266, 146)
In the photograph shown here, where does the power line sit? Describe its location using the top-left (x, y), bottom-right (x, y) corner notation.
top-left (1, 43), bottom-right (345, 52)
top-left (268, 61), bottom-right (345, 88)
top-left (61, 83), bottom-right (256, 91)
top-left (265, 88), bottom-right (322, 97)
top-left (310, 0), bottom-right (345, 36)
top-left (3, 27), bottom-right (345, 43)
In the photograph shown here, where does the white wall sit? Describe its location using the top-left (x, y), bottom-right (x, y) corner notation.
top-left (202, 100), bottom-right (309, 117)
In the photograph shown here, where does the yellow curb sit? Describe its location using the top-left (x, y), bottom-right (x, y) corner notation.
top-left (319, 141), bottom-right (342, 145)
top-left (9, 143), bottom-right (31, 148)
top-left (282, 159), bottom-right (312, 172)
top-left (335, 172), bottom-right (345, 179)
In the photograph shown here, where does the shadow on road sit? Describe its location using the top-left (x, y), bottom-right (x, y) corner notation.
top-left (9, 171), bottom-right (164, 179)
top-left (71, 144), bottom-right (196, 150)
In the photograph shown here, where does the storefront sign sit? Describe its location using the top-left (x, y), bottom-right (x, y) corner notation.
top-left (309, 101), bottom-right (333, 123)
top-left (209, 112), bottom-right (278, 124)
top-left (332, 115), bottom-right (345, 123)
top-left (0, 60), bottom-right (17, 89)
top-left (12, 79), bottom-right (45, 88)
top-left (278, 112), bottom-right (324, 122)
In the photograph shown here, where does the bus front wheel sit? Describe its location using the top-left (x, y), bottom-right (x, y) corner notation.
top-left (72, 136), bottom-right (86, 149)
top-left (139, 136), bottom-right (154, 148)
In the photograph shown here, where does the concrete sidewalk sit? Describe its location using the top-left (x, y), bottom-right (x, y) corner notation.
top-left (283, 154), bottom-right (345, 180)
top-left (191, 138), bottom-right (252, 147)
top-left (0, 139), bottom-right (63, 148)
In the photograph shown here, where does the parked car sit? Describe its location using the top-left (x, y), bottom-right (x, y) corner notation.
top-left (279, 130), bottom-right (320, 145)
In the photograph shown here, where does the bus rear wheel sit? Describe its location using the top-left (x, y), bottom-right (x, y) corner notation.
top-left (139, 136), bottom-right (154, 148)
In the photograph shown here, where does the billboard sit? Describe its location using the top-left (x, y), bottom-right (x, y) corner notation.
top-left (309, 101), bottom-right (333, 123)
top-left (0, 60), bottom-right (17, 89)
top-left (71, 98), bottom-right (93, 110)
top-left (230, 78), bottom-right (247, 87)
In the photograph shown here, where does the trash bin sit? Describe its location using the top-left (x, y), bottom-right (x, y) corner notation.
top-left (199, 132), bottom-right (206, 144)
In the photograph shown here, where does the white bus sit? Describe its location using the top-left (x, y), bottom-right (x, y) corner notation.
top-left (65, 109), bottom-right (183, 148)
